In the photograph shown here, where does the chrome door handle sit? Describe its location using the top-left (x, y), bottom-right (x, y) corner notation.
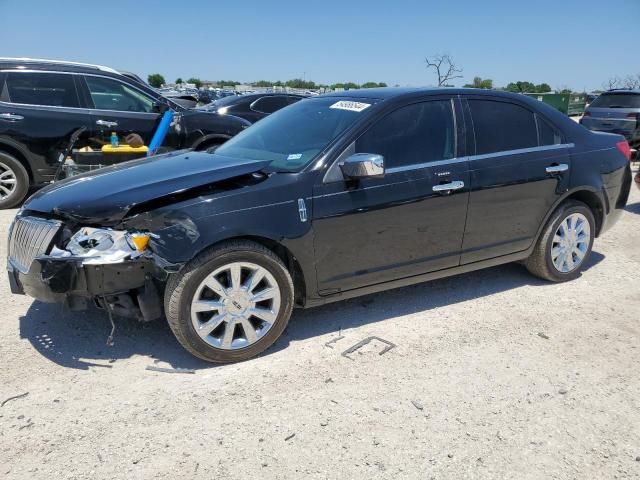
top-left (432, 180), bottom-right (465, 192)
top-left (0, 113), bottom-right (24, 121)
top-left (546, 163), bottom-right (569, 174)
top-left (96, 119), bottom-right (118, 128)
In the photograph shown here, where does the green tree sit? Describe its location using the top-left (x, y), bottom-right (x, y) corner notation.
top-left (187, 77), bottom-right (202, 88)
top-left (535, 83), bottom-right (552, 93)
top-left (463, 76), bottom-right (493, 89)
top-left (505, 81), bottom-right (536, 93)
top-left (175, 77), bottom-right (183, 84)
top-left (342, 82), bottom-right (360, 90)
top-left (147, 73), bottom-right (165, 88)
top-left (361, 82), bottom-right (388, 88)
top-left (219, 80), bottom-right (240, 87)
top-left (285, 78), bottom-right (316, 89)
top-left (254, 80), bottom-right (273, 87)
top-left (504, 81), bottom-right (553, 93)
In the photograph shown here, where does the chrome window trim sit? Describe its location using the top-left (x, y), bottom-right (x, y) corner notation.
top-left (468, 142), bottom-right (574, 162)
top-left (0, 69), bottom-right (160, 116)
top-left (385, 143), bottom-right (574, 174)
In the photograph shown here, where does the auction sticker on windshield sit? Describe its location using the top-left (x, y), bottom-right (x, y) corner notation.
top-left (329, 101), bottom-right (371, 112)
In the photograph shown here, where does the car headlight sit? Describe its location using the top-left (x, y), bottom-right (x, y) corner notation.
top-left (217, 106), bottom-right (229, 115)
top-left (65, 227), bottom-right (151, 264)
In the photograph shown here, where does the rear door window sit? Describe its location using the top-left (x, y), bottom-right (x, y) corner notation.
top-left (356, 100), bottom-right (456, 169)
top-left (84, 76), bottom-right (154, 113)
top-left (468, 99), bottom-right (538, 155)
top-left (589, 93), bottom-right (640, 108)
top-left (4, 72), bottom-right (80, 107)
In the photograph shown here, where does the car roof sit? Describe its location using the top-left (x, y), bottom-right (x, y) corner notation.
top-left (321, 87), bottom-right (537, 102)
top-left (601, 89), bottom-right (640, 94)
top-left (0, 57), bottom-right (122, 76)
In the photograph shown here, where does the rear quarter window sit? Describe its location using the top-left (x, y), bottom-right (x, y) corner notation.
top-left (536, 114), bottom-right (562, 146)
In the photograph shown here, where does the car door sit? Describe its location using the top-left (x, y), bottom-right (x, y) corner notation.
top-left (79, 74), bottom-right (161, 147)
top-left (0, 70), bottom-right (92, 184)
top-left (312, 98), bottom-right (470, 294)
top-left (460, 96), bottom-right (571, 264)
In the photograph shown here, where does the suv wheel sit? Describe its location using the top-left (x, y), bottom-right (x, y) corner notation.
top-left (0, 152), bottom-right (29, 209)
top-left (165, 240), bottom-right (294, 363)
top-left (525, 200), bottom-right (595, 282)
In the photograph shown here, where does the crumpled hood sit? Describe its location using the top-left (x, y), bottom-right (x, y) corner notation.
top-left (24, 150), bottom-right (270, 224)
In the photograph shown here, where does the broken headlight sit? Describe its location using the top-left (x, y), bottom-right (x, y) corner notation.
top-left (56, 227), bottom-right (151, 264)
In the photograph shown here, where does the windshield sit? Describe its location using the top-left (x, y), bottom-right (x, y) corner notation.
top-left (590, 93), bottom-right (640, 108)
top-left (215, 97), bottom-right (378, 172)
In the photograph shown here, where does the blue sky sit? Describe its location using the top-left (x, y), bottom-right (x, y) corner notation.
top-left (0, 0), bottom-right (637, 90)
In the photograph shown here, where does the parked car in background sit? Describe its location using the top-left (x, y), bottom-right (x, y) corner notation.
top-left (198, 93), bottom-right (306, 124)
top-left (581, 90), bottom-right (640, 155)
top-left (0, 58), bottom-right (252, 208)
top-left (7, 88), bottom-right (632, 363)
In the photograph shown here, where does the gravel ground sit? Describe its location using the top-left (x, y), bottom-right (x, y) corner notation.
top-left (1, 170), bottom-right (639, 479)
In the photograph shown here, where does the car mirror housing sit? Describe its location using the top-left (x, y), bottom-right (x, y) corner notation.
top-left (340, 153), bottom-right (385, 180)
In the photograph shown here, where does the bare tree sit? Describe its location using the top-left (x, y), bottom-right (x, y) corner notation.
top-left (603, 74), bottom-right (640, 90)
top-left (425, 54), bottom-right (463, 87)
top-left (603, 76), bottom-right (621, 90)
top-left (622, 74), bottom-right (640, 90)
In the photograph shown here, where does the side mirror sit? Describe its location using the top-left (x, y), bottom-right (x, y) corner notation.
top-left (152, 100), bottom-right (170, 114)
top-left (340, 153), bottom-right (385, 180)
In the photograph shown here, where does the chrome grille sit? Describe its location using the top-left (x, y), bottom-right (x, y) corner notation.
top-left (8, 216), bottom-right (62, 273)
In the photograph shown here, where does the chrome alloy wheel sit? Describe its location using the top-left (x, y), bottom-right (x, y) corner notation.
top-left (551, 213), bottom-right (590, 273)
top-left (0, 162), bottom-right (17, 200)
top-left (190, 261), bottom-right (281, 350)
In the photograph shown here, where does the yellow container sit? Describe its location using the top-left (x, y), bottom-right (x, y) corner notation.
top-left (101, 144), bottom-right (148, 154)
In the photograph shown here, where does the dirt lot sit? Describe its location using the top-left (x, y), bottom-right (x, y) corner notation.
top-left (1, 170), bottom-right (639, 480)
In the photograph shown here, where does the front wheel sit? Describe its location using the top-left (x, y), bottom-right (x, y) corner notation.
top-left (524, 200), bottom-right (595, 282)
top-left (164, 241), bottom-right (294, 363)
top-left (0, 152), bottom-right (30, 209)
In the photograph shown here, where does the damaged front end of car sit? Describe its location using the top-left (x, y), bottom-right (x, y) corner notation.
top-left (6, 151), bottom-right (279, 322)
top-left (7, 217), bottom-right (169, 321)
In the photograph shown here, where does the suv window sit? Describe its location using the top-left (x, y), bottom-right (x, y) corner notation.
top-left (536, 115), bottom-right (561, 146)
top-left (356, 100), bottom-right (455, 169)
top-left (468, 99), bottom-right (537, 155)
top-left (589, 93), bottom-right (640, 108)
top-left (4, 72), bottom-right (79, 107)
top-left (251, 96), bottom-right (290, 114)
top-left (85, 76), bottom-right (154, 113)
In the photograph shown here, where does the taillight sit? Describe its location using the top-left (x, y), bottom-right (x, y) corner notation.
top-left (616, 140), bottom-right (631, 161)
top-left (583, 111), bottom-right (591, 117)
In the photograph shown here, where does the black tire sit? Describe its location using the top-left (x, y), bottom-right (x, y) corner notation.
top-left (524, 200), bottom-right (595, 282)
top-left (0, 152), bottom-right (30, 209)
top-left (164, 240), bottom-right (294, 363)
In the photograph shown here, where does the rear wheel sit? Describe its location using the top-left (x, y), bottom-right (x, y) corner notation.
top-left (525, 200), bottom-right (595, 282)
top-left (0, 152), bottom-right (29, 209)
top-left (165, 241), bottom-right (294, 363)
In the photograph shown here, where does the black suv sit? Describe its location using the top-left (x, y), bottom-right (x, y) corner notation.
top-left (0, 58), bottom-right (252, 208)
top-left (7, 88), bottom-right (632, 363)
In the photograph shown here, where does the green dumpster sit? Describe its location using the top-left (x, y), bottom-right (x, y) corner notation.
top-left (524, 92), bottom-right (586, 116)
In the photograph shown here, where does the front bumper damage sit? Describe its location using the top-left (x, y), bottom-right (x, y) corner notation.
top-left (8, 251), bottom-right (169, 322)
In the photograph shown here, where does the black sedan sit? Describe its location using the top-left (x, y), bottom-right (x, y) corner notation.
top-left (198, 93), bottom-right (306, 124)
top-left (7, 88), bottom-right (632, 363)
